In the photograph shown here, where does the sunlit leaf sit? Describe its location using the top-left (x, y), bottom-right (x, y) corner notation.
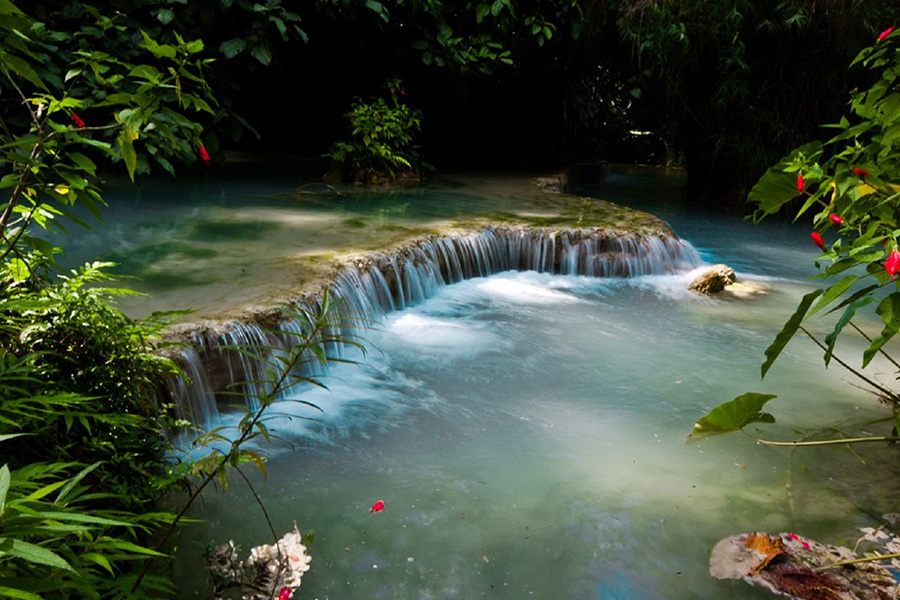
top-left (688, 393), bottom-right (778, 441)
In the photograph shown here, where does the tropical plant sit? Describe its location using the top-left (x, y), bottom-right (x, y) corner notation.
top-left (133, 292), bottom-right (363, 597)
top-left (325, 78), bottom-right (430, 183)
top-left (0, 452), bottom-right (177, 600)
top-left (689, 26), bottom-right (900, 446)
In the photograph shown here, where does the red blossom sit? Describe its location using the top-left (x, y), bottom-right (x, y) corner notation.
top-left (852, 167), bottom-right (869, 176)
top-left (199, 144), bottom-right (210, 164)
top-left (370, 499), bottom-right (385, 513)
top-left (390, 89), bottom-right (395, 95)
top-left (829, 214), bottom-right (844, 225)
top-left (886, 249), bottom-right (900, 276)
top-left (71, 113), bottom-right (85, 128)
top-left (401, 90), bottom-right (407, 97)
top-left (796, 173), bottom-right (805, 193)
top-left (879, 26), bottom-right (895, 41)
top-left (810, 232), bottom-right (826, 250)
top-left (278, 587), bottom-right (292, 600)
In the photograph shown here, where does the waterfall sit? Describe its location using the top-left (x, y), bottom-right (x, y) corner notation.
top-left (162, 226), bottom-right (701, 426)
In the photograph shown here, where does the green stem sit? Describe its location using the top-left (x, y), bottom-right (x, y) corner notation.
top-left (799, 326), bottom-right (899, 402)
top-left (746, 431), bottom-right (900, 447)
top-left (815, 552), bottom-right (900, 570)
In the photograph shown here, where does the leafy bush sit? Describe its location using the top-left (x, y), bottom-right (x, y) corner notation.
top-left (326, 78), bottom-right (430, 183)
top-left (0, 263), bottom-right (185, 509)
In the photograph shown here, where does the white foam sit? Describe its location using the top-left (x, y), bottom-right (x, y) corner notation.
top-left (384, 313), bottom-right (497, 354)
top-left (474, 274), bottom-right (583, 305)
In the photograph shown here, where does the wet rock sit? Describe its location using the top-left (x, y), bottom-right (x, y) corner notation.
top-left (710, 531), bottom-right (899, 600)
top-left (689, 264), bottom-right (737, 294)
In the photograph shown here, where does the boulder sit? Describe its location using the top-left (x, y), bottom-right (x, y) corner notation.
top-left (689, 264), bottom-right (737, 295)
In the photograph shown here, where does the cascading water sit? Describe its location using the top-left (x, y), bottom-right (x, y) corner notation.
top-left (167, 171), bottom-right (900, 600)
top-left (165, 226), bottom-right (701, 428)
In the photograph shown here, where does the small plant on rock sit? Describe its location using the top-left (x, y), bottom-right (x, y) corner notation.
top-left (325, 78), bottom-right (430, 184)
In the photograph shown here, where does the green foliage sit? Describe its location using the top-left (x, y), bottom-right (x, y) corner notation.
top-left (746, 31), bottom-right (900, 378)
top-left (0, 458), bottom-right (173, 600)
top-left (691, 30), bottom-right (900, 446)
top-left (326, 78), bottom-right (430, 183)
top-left (0, 264), bottom-right (184, 509)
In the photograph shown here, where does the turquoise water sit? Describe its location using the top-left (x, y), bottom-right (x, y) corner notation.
top-left (167, 169), bottom-right (900, 599)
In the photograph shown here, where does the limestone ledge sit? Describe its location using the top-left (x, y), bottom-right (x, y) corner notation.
top-left (158, 174), bottom-right (677, 345)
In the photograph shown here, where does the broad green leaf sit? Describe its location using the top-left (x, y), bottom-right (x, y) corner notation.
top-left (688, 393), bottom-right (778, 441)
top-left (5, 258), bottom-right (30, 283)
top-left (876, 292), bottom-right (900, 329)
top-left (0, 538), bottom-right (75, 571)
top-left (250, 44), bottom-right (272, 65)
top-left (863, 328), bottom-right (895, 368)
top-left (761, 289), bottom-right (823, 378)
top-left (219, 38), bottom-right (246, 58)
top-left (139, 30), bottom-right (176, 59)
top-left (156, 8), bottom-right (174, 24)
top-left (118, 132), bottom-right (137, 181)
top-left (0, 51), bottom-right (45, 90)
top-left (809, 275), bottom-right (857, 317)
top-left (66, 152), bottom-right (96, 176)
top-left (749, 141), bottom-right (822, 218)
top-left (0, 0), bottom-right (25, 16)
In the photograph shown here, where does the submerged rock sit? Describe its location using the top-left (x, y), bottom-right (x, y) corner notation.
top-left (710, 531), bottom-right (899, 600)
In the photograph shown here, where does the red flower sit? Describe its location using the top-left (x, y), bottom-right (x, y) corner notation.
top-left (796, 174), bottom-right (805, 193)
top-left (390, 89), bottom-right (395, 95)
top-left (810, 232), bottom-right (826, 250)
top-left (199, 144), bottom-right (210, 164)
top-left (401, 90), bottom-right (408, 97)
top-left (829, 214), bottom-right (844, 225)
top-left (852, 167), bottom-right (869, 177)
top-left (878, 26), bottom-right (895, 41)
top-left (886, 249), bottom-right (900, 276)
top-left (278, 587), bottom-right (292, 600)
top-left (71, 113), bottom-right (85, 128)
top-left (370, 499), bottom-right (385, 513)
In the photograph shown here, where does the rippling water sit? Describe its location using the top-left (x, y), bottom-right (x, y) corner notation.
top-left (169, 169), bottom-right (900, 599)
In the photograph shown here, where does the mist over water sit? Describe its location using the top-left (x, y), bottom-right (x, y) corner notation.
top-left (172, 170), bottom-right (900, 599)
